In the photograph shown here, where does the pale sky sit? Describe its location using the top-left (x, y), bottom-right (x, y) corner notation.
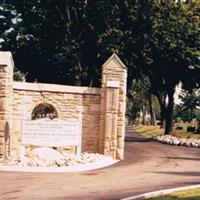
top-left (174, 83), bottom-right (182, 105)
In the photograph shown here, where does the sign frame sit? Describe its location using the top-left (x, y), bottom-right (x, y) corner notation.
top-left (21, 118), bottom-right (82, 156)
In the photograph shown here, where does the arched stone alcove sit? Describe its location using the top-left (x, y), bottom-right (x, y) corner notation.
top-left (31, 103), bottom-right (58, 120)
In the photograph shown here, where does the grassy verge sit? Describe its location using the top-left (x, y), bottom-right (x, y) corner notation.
top-left (133, 125), bottom-right (163, 138)
top-left (133, 125), bottom-right (200, 139)
top-left (148, 188), bottom-right (200, 200)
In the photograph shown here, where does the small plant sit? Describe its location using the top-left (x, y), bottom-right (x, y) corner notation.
top-left (13, 68), bottom-right (28, 82)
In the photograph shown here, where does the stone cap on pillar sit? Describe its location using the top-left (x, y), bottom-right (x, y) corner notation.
top-left (101, 53), bottom-right (127, 88)
top-left (0, 51), bottom-right (14, 68)
top-left (102, 53), bottom-right (127, 70)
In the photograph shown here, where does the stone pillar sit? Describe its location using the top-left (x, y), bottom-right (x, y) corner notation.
top-left (0, 52), bottom-right (13, 158)
top-left (101, 53), bottom-right (127, 160)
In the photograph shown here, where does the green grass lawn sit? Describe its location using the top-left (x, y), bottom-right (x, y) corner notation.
top-left (148, 188), bottom-right (200, 200)
top-left (133, 125), bottom-right (200, 139)
top-left (133, 125), bottom-right (163, 138)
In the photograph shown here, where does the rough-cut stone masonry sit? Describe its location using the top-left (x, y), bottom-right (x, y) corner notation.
top-left (0, 52), bottom-right (127, 160)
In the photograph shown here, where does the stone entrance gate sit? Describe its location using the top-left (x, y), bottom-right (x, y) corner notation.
top-left (0, 52), bottom-right (127, 160)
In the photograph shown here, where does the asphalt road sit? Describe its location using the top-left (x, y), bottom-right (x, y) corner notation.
top-left (1, 128), bottom-right (200, 200)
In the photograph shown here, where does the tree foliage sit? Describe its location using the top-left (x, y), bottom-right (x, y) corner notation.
top-left (1, 0), bottom-right (200, 134)
top-left (101, 0), bottom-right (200, 134)
top-left (1, 0), bottom-right (106, 85)
top-left (13, 67), bottom-right (27, 82)
top-left (126, 76), bottom-right (158, 125)
top-left (126, 77), bottom-right (150, 125)
top-left (174, 89), bottom-right (200, 121)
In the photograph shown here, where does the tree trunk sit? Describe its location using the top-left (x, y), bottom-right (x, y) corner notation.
top-left (160, 105), bottom-right (165, 129)
top-left (155, 92), bottom-right (166, 129)
top-left (148, 95), bottom-right (156, 126)
top-left (190, 108), bottom-right (193, 122)
top-left (164, 90), bottom-right (175, 135)
top-left (142, 104), bottom-right (147, 125)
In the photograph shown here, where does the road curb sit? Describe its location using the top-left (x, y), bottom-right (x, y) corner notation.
top-left (121, 184), bottom-right (200, 200)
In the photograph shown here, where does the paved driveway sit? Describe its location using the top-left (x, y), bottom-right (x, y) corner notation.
top-left (1, 128), bottom-right (200, 200)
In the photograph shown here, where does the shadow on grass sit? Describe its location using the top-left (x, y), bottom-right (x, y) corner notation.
top-left (166, 156), bottom-right (200, 161)
top-left (153, 171), bottom-right (200, 177)
top-left (124, 137), bottom-right (154, 142)
top-left (148, 195), bottom-right (200, 200)
top-left (125, 128), bottom-right (154, 142)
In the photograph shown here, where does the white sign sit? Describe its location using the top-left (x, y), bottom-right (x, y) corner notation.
top-left (22, 118), bottom-right (82, 147)
top-left (106, 80), bottom-right (120, 88)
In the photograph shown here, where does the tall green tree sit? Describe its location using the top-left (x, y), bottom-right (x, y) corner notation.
top-left (175, 89), bottom-right (200, 121)
top-left (1, 0), bottom-right (106, 85)
top-left (102, 0), bottom-right (200, 134)
top-left (127, 76), bottom-right (158, 126)
top-left (0, 2), bottom-right (13, 46)
top-left (1, 0), bottom-right (199, 135)
top-left (144, 0), bottom-right (200, 134)
top-left (127, 77), bottom-right (150, 125)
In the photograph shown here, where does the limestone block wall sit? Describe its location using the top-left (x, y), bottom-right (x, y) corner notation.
top-left (0, 52), bottom-right (127, 160)
top-left (12, 82), bottom-right (101, 157)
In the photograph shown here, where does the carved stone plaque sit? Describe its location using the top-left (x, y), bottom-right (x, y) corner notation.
top-left (22, 118), bottom-right (81, 147)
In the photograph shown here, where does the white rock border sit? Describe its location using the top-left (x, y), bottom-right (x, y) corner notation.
top-left (0, 158), bottom-right (118, 173)
top-left (153, 135), bottom-right (200, 148)
top-left (0, 150), bottom-right (119, 173)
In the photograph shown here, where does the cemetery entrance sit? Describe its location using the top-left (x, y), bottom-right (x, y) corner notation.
top-left (0, 52), bottom-right (127, 160)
